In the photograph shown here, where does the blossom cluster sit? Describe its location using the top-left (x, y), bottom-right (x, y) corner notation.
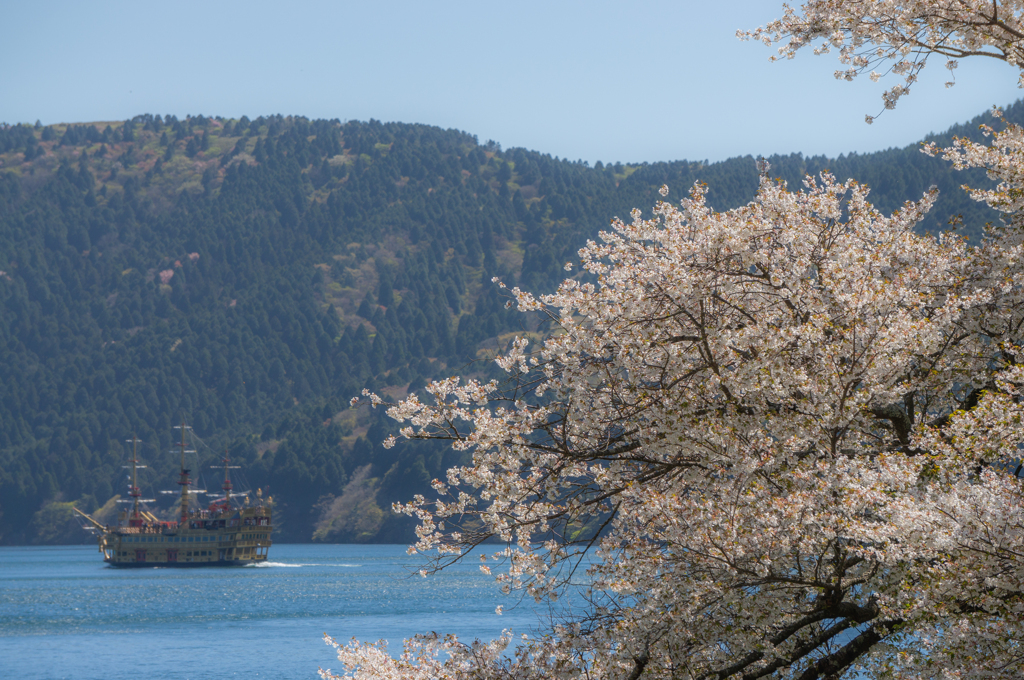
top-left (740, 1), bottom-right (1024, 117)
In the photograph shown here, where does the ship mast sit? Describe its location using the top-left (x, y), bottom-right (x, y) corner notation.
top-left (211, 450), bottom-right (240, 510)
top-left (173, 421), bottom-right (195, 525)
top-left (127, 435), bottom-right (143, 526)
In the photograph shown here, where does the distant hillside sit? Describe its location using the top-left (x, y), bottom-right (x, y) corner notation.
top-left (0, 104), bottom-right (1018, 545)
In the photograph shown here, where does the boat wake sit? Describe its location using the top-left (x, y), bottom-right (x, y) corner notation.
top-left (245, 562), bottom-right (362, 568)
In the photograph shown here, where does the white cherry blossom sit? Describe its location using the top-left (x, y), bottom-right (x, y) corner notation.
top-left (741, 1), bottom-right (1024, 114)
top-left (326, 3), bottom-right (1024, 678)
top-left (328, 166), bottom-right (1024, 678)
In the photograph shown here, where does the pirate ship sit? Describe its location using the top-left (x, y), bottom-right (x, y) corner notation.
top-left (74, 423), bottom-right (273, 567)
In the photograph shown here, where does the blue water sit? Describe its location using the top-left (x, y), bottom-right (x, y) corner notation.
top-left (0, 544), bottom-right (544, 680)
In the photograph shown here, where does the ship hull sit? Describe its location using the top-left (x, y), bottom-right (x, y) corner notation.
top-left (104, 559), bottom-right (264, 568)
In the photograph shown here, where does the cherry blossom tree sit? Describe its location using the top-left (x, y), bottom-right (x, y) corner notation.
top-left (324, 3), bottom-right (1024, 679)
top-left (740, 0), bottom-right (1024, 120)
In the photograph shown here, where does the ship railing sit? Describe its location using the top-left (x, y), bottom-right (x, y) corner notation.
top-left (116, 526), bottom-right (166, 535)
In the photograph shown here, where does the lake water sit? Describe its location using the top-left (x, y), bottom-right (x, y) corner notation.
top-left (0, 544), bottom-right (547, 680)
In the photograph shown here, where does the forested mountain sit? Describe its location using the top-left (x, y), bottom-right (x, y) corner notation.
top-left (0, 103), bottom-right (1017, 545)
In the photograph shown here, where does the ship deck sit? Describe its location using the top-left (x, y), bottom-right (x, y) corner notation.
top-left (98, 505), bottom-right (272, 566)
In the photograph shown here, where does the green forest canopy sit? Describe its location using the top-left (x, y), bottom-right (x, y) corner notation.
top-left (0, 104), bottom-right (1016, 544)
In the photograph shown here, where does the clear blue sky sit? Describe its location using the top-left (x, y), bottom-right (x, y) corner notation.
top-left (2, 0), bottom-right (1021, 164)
